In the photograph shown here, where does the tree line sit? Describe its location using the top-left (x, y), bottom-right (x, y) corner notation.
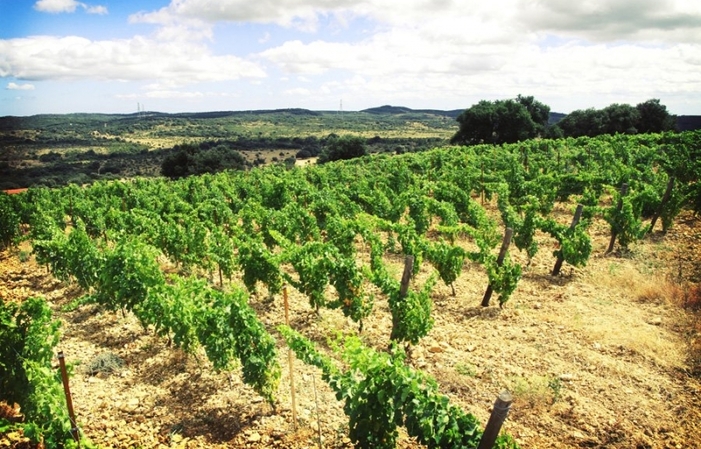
top-left (450, 97), bottom-right (676, 146)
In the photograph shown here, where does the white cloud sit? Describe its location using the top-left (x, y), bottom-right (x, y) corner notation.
top-left (34, 0), bottom-right (108, 15)
top-left (258, 34), bottom-right (701, 113)
top-left (6, 82), bottom-right (36, 91)
top-left (84, 5), bottom-right (108, 15)
top-left (9, 0), bottom-right (701, 114)
top-left (517, 0), bottom-right (701, 43)
top-left (34, 0), bottom-right (81, 13)
top-left (130, 0), bottom-right (357, 32)
top-left (134, 0), bottom-right (701, 44)
top-left (0, 35), bottom-right (266, 84)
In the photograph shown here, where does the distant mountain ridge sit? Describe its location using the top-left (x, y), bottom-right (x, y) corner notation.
top-left (2, 106), bottom-right (699, 131)
top-left (360, 105), bottom-right (464, 118)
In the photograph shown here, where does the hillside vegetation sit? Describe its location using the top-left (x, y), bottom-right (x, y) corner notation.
top-left (0, 109), bottom-right (458, 189)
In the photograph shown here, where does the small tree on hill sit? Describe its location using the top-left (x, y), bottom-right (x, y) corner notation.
top-left (636, 99), bottom-right (676, 133)
top-left (517, 94), bottom-right (551, 134)
top-left (161, 143), bottom-right (247, 179)
top-left (450, 99), bottom-right (537, 146)
top-left (602, 103), bottom-right (640, 135)
top-left (318, 135), bottom-right (368, 164)
top-left (557, 108), bottom-right (606, 137)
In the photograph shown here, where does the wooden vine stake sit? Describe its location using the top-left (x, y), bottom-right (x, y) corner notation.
top-left (648, 177), bottom-right (675, 233)
top-left (399, 255), bottom-right (415, 299)
top-left (481, 228), bottom-right (513, 307)
top-left (58, 351), bottom-right (80, 445)
top-left (390, 255), bottom-right (415, 354)
top-left (606, 183), bottom-right (629, 254)
top-left (551, 204), bottom-right (584, 276)
top-left (283, 285), bottom-right (298, 432)
top-left (477, 391), bottom-right (513, 449)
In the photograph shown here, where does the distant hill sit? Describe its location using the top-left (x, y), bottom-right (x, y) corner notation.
top-left (360, 105), bottom-right (573, 125)
top-left (3, 107), bottom-right (699, 132)
top-left (548, 112), bottom-right (566, 125)
top-left (677, 116), bottom-right (701, 131)
top-left (361, 105), bottom-right (464, 118)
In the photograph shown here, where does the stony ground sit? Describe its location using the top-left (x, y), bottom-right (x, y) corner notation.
top-left (1, 205), bottom-right (701, 449)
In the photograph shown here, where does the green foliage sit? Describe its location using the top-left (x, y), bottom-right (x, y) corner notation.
top-left (96, 238), bottom-right (165, 312)
top-left (0, 297), bottom-right (77, 448)
top-left (161, 142), bottom-right (247, 179)
top-left (236, 234), bottom-right (283, 296)
top-left (140, 276), bottom-right (203, 354)
top-left (225, 288), bottom-right (281, 407)
top-left (284, 241), bottom-right (334, 311)
top-left (63, 219), bottom-right (103, 290)
top-left (557, 108), bottom-right (606, 138)
top-left (482, 252), bottom-right (522, 306)
top-left (0, 193), bottom-right (22, 249)
top-left (601, 103), bottom-right (640, 135)
top-left (388, 274), bottom-right (437, 345)
top-left (541, 218), bottom-right (592, 268)
top-left (604, 191), bottom-right (646, 250)
top-left (318, 135), bottom-right (368, 164)
top-left (278, 328), bottom-right (520, 449)
top-left (516, 94), bottom-right (551, 135)
top-left (497, 192), bottom-right (541, 263)
top-left (636, 99), bottom-right (676, 133)
top-left (425, 241), bottom-right (466, 294)
top-left (328, 253), bottom-right (374, 328)
top-left (559, 99), bottom-right (676, 138)
top-left (451, 98), bottom-right (538, 145)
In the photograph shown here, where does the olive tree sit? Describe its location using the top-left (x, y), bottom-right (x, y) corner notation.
top-left (450, 99), bottom-right (538, 146)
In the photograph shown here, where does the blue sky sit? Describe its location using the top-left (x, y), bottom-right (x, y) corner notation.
top-left (1, 0), bottom-right (700, 116)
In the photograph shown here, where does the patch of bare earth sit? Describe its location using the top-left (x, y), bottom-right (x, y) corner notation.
top-left (1, 206), bottom-right (700, 449)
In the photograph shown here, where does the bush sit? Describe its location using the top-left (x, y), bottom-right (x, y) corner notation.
top-left (39, 152), bottom-right (62, 162)
top-left (161, 143), bottom-right (247, 179)
top-left (318, 135), bottom-right (368, 164)
top-left (296, 149), bottom-right (312, 159)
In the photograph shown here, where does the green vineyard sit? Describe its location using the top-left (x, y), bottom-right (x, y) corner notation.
top-left (1, 130), bottom-right (700, 448)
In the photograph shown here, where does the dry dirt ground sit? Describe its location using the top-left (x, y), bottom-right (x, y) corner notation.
top-left (1, 203), bottom-right (701, 449)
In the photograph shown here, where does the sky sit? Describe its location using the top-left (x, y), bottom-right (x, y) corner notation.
top-left (1, 0), bottom-right (700, 116)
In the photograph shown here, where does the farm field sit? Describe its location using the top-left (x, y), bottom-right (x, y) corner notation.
top-left (1, 130), bottom-right (701, 449)
top-left (1, 205), bottom-right (701, 448)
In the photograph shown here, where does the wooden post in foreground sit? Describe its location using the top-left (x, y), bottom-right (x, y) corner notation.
top-left (477, 391), bottom-right (513, 449)
top-left (552, 204), bottom-right (584, 276)
top-left (58, 351), bottom-right (80, 445)
top-left (606, 183), bottom-right (628, 254)
top-left (482, 228), bottom-right (513, 307)
top-left (648, 177), bottom-right (675, 233)
top-left (283, 285), bottom-right (298, 431)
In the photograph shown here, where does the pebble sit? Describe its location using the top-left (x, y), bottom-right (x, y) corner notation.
top-left (559, 373), bottom-right (576, 381)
